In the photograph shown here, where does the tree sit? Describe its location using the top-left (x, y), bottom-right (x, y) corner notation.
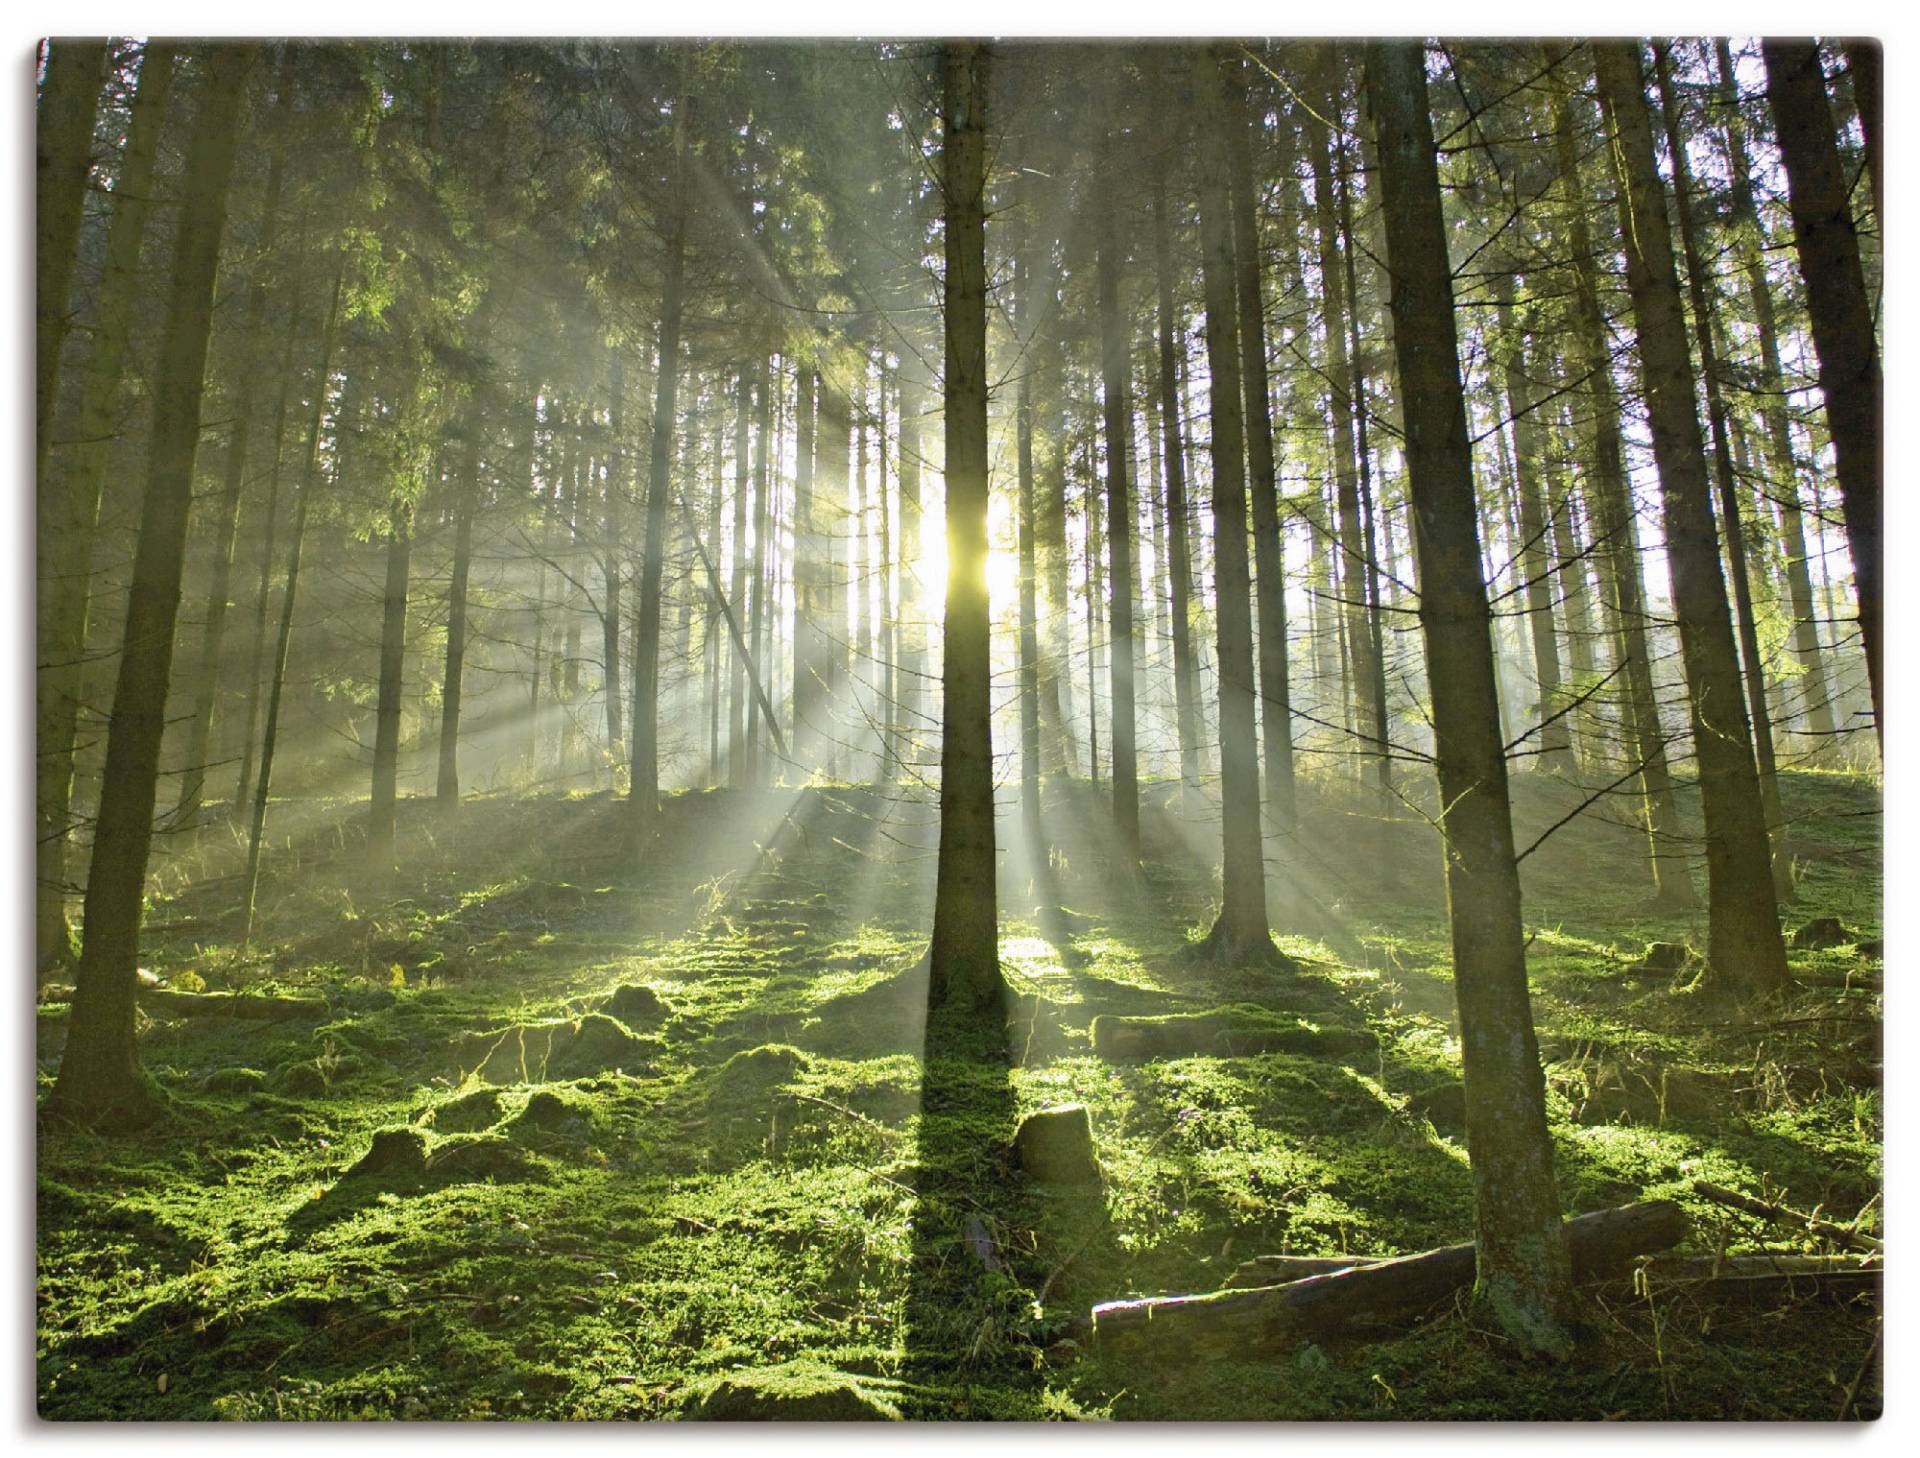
top-left (1367, 36), bottom-right (1574, 1356)
top-left (1593, 41), bottom-right (1788, 997)
top-left (1762, 40), bottom-right (1883, 748)
top-left (926, 41), bottom-right (1003, 1013)
top-left (37, 43), bottom-right (177, 971)
top-left (35, 38), bottom-right (109, 482)
top-left (49, 46), bottom-right (255, 1129)
top-left (1190, 51), bottom-right (1283, 967)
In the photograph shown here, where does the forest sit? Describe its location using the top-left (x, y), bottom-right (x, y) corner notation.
top-left (34, 34), bottom-right (1882, 1421)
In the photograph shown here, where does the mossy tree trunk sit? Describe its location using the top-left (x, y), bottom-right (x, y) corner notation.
top-left (1366, 36), bottom-right (1574, 1356)
top-left (50, 46), bottom-right (254, 1130)
top-left (37, 43), bottom-right (176, 972)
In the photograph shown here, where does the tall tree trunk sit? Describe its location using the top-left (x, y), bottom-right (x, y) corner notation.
top-left (1493, 274), bottom-right (1575, 773)
top-left (1367, 37), bottom-right (1574, 1356)
top-left (1306, 61), bottom-right (1386, 788)
top-left (748, 354), bottom-right (771, 784)
top-left (817, 372), bottom-right (853, 779)
top-left (792, 365), bottom-right (826, 766)
top-left (174, 53), bottom-right (296, 832)
top-left (1654, 45), bottom-right (1792, 898)
top-left (1762, 39), bottom-right (1883, 748)
top-left (1593, 41), bottom-right (1788, 996)
top-left (368, 496), bottom-right (413, 869)
top-left (49, 46), bottom-right (252, 1129)
top-left (35, 37), bottom-right (109, 484)
top-left (604, 357), bottom-right (627, 763)
top-left (629, 90), bottom-right (689, 853)
top-left (1844, 40), bottom-right (1882, 231)
top-left (1549, 79), bottom-right (1697, 909)
top-left (437, 408), bottom-right (484, 811)
top-left (1226, 58), bottom-right (1297, 825)
top-left (927, 41), bottom-right (1003, 1013)
top-left (1096, 144), bottom-right (1141, 857)
top-left (894, 366), bottom-right (921, 771)
top-left (730, 369), bottom-right (752, 785)
top-left (37, 44), bottom-right (176, 971)
top-left (1192, 52), bottom-right (1280, 967)
top-left (242, 269), bottom-right (344, 939)
top-left (1151, 177), bottom-right (1203, 800)
top-left (1015, 227), bottom-right (1044, 842)
top-left (1712, 40), bottom-right (1834, 744)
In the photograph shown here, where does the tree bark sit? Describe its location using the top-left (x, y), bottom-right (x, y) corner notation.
top-left (174, 53), bottom-right (296, 832)
top-left (1368, 38), bottom-right (1574, 1354)
top-left (437, 397), bottom-right (485, 811)
top-left (1549, 79), bottom-right (1697, 910)
top-left (37, 44), bottom-right (176, 971)
top-left (367, 495), bottom-right (414, 869)
top-left (1712, 40), bottom-right (1833, 743)
top-left (1192, 52), bottom-right (1280, 967)
top-left (629, 87), bottom-right (689, 852)
top-left (1593, 41), bottom-right (1788, 997)
top-left (49, 46), bottom-right (253, 1129)
top-left (1226, 58), bottom-right (1297, 825)
top-left (927, 41), bottom-right (1003, 1014)
top-left (1149, 178), bottom-right (1200, 799)
top-left (1762, 40), bottom-right (1882, 748)
top-left (1654, 45), bottom-right (1792, 899)
top-left (35, 38), bottom-right (109, 483)
top-left (1096, 133), bottom-right (1140, 857)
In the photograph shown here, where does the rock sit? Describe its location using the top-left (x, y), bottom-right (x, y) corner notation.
top-left (1013, 1104), bottom-right (1103, 1189)
top-left (346, 1127), bottom-right (429, 1181)
top-left (199, 1067), bottom-right (269, 1094)
top-left (681, 1360), bottom-right (901, 1421)
top-left (601, 983), bottom-right (672, 1031)
top-left (1790, 917), bottom-right (1857, 950)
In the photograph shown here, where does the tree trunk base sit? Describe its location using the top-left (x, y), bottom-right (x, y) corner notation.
top-left (1193, 916), bottom-right (1298, 972)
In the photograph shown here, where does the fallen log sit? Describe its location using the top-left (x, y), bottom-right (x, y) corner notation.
top-left (1228, 1253), bottom-right (1380, 1287)
top-left (1088, 1200), bottom-right (1686, 1350)
top-left (1632, 1252), bottom-right (1882, 1303)
top-left (1691, 1179), bottom-right (1883, 1253)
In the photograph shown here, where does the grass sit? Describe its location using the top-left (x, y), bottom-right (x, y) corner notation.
top-left (36, 765), bottom-right (1882, 1420)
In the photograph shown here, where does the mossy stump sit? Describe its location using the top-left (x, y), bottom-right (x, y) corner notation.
top-left (681, 1359), bottom-right (901, 1421)
top-left (1013, 1103), bottom-right (1102, 1190)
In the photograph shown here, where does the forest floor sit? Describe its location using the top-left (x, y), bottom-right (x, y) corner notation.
top-left (36, 762), bottom-right (1882, 1420)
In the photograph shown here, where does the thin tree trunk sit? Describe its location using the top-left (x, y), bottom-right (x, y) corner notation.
top-left (1493, 274), bottom-right (1574, 773)
top-left (628, 86), bottom-right (688, 853)
top-left (1096, 146), bottom-right (1141, 857)
top-left (37, 44), bottom-right (176, 971)
top-left (50, 46), bottom-right (252, 1129)
top-left (1192, 51), bottom-right (1279, 966)
top-left (605, 357), bottom-right (627, 763)
top-left (368, 495), bottom-right (413, 869)
top-left (174, 54), bottom-right (296, 832)
top-left (749, 354), bottom-right (771, 784)
top-left (1151, 177), bottom-right (1202, 800)
top-left (1712, 40), bottom-right (1834, 744)
top-left (894, 366), bottom-right (921, 771)
top-left (1550, 79), bottom-right (1697, 909)
top-left (1594, 41), bottom-right (1789, 996)
top-left (1368, 38), bottom-right (1574, 1355)
top-left (1654, 46), bottom-right (1792, 898)
top-left (243, 269), bottom-right (344, 927)
top-left (1226, 58), bottom-right (1297, 825)
top-left (792, 366), bottom-right (825, 766)
top-left (927, 41), bottom-right (1003, 1013)
top-left (730, 369), bottom-right (751, 785)
top-left (1016, 228), bottom-right (1044, 841)
top-left (35, 38), bottom-right (109, 484)
top-left (437, 407), bottom-right (484, 811)
top-left (1762, 39), bottom-right (1882, 748)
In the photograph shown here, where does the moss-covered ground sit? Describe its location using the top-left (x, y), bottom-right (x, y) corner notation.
top-left (36, 766), bottom-right (1882, 1420)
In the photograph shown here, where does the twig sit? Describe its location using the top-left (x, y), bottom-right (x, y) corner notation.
top-left (1692, 1179), bottom-right (1883, 1254)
